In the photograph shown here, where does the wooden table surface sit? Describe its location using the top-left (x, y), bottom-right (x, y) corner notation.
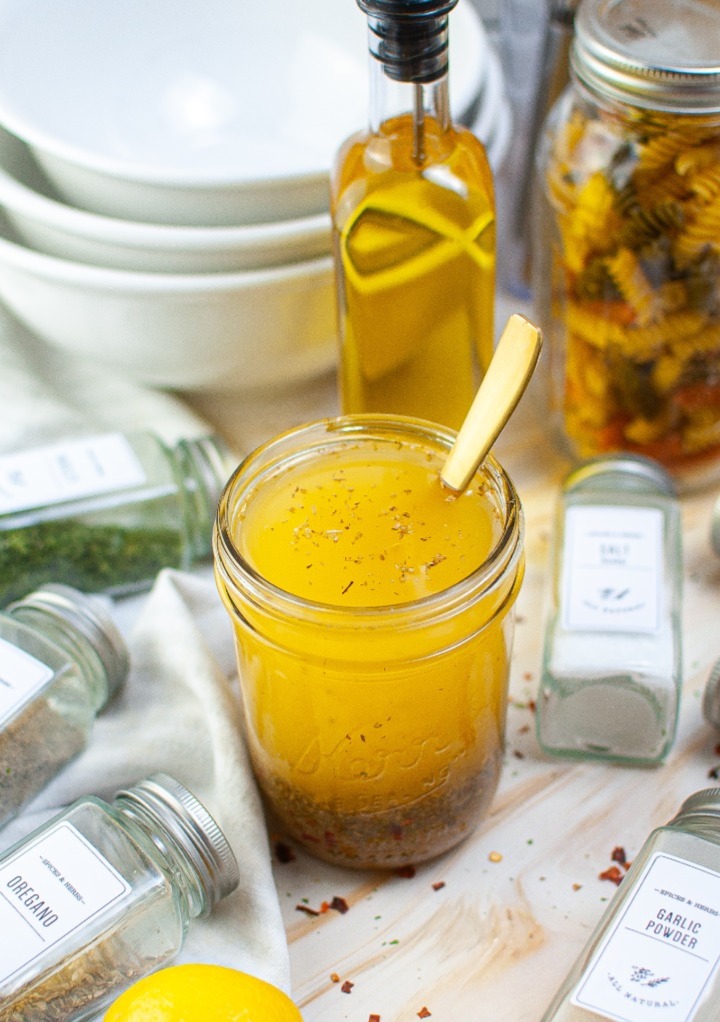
top-left (188, 297), bottom-right (720, 1022)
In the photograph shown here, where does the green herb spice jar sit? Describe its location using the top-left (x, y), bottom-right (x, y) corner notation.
top-left (0, 583), bottom-right (129, 827)
top-left (0, 431), bottom-right (235, 605)
top-left (0, 773), bottom-right (239, 1021)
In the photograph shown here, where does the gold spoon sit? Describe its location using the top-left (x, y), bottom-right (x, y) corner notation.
top-left (441, 313), bottom-right (543, 493)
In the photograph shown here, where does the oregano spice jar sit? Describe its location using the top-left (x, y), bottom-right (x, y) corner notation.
top-left (0, 773), bottom-right (239, 1021)
top-left (0, 583), bottom-right (129, 826)
top-left (0, 430), bottom-right (235, 605)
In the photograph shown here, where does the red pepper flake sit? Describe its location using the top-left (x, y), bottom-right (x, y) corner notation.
top-left (295, 903), bottom-right (321, 916)
top-left (513, 749), bottom-right (525, 759)
top-left (417, 1008), bottom-right (432, 1018)
top-left (611, 846), bottom-right (627, 866)
top-left (599, 865), bottom-right (624, 886)
top-left (369, 1015), bottom-right (381, 1022)
top-left (341, 980), bottom-right (354, 994)
top-left (396, 865), bottom-right (416, 878)
top-left (274, 841), bottom-right (296, 863)
top-left (331, 895), bottom-right (350, 914)
top-left (330, 973), bottom-right (340, 983)
top-left (432, 881), bottom-right (446, 891)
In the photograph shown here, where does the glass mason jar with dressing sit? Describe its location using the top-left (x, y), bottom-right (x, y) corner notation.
top-left (534, 0), bottom-right (720, 488)
top-left (213, 416), bottom-right (524, 869)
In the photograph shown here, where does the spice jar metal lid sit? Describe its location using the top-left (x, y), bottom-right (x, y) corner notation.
top-left (563, 453), bottom-right (677, 496)
top-left (710, 494), bottom-right (720, 556)
top-left (115, 772), bottom-right (240, 910)
top-left (7, 583), bottom-right (129, 705)
top-left (703, 658), bottom-right (720, 729)
top-left (180, 435), bottom-right (237, 512)
top-left (674, 787), bottom-right (720, 823)
top-left (572, 0), bottom-right (720, 113)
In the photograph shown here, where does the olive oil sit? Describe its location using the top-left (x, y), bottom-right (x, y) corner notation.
top-left (331, 0), bottom-right (495, 431)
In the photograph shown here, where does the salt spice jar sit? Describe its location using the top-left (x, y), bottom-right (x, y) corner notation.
top-left (537, 454), bottom-right (682, 765)
top-left (0, 583), bottom-right (128, 826)
top-left (0, 773), bottom-right (239, 1020)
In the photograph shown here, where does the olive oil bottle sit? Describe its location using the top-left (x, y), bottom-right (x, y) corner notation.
top-left (331, 0), bottom-right (495, 430)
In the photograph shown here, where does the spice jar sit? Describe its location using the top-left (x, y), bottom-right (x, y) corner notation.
top-left (0, 583), bottom-right (128, 827)
top-left (534, 0), bottom-right (720, 487)
top-left (214, 415), bottom-right (524, 869)
top-left (702, 658), bottom-right (720, 730)
top-left (540, 787), bottom-right (720, 1022)
top-left (0, 772), bottom-right (239, 1021)
top-left (537, 454), bottom-right (682, 765)
top-left (0, 430), bottom-right (235, 605)
top-left (331, 0), bottom-right (495, 430)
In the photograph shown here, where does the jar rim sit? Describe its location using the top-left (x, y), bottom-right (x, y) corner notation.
top-left (213, 415), bottom-right (523, 627)
top-left (572, 0), bottom-right (720, 114)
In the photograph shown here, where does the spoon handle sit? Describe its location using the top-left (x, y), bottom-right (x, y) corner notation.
top-left (440, 313), bottom-right (542, 493)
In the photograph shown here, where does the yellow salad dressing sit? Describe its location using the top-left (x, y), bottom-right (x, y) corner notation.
top-left (214, 420), bottom-right (523, 868)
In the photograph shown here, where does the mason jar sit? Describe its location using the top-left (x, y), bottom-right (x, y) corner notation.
top-left (534, 0), bottom-right (720, 488)
top-left (213, 415), bottom-right (524, 869)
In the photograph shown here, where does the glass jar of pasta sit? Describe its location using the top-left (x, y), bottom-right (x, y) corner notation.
top-left (534, 0), bottom-right (720, 487)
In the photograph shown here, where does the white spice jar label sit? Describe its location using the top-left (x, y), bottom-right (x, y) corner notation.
top-left (0, 821), bottom-right (130, 984)
top-left (0, 433), bottom-right (146, 514)
top-left (0, 636), bottom-right (53, 728)
top-left (561, 505), bottom-right (663, 634)
top-left (572, 851), bottom-right (720, 1021)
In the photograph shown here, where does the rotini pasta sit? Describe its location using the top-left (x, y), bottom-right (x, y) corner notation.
top-left (539, 88), bottom-right (720, 473)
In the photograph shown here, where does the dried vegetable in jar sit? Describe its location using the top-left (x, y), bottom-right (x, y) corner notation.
top-left (0, 431), bottom-right (234, 605)
top-left (534, 0), bottom-right (720, 484)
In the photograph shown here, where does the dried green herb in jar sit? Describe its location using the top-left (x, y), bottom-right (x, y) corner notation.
top-left (0, 431), bottom-right (235, 605)
top-left (0, 774), bottom-right (239, 1021)
top-left (0, 519), bottom-right (184, 606)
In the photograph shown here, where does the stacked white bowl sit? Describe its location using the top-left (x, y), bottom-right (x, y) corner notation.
top-left (0, 0), bottom-right (511, 393)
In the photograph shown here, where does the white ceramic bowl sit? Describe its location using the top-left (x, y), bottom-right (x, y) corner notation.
top-left (0, 129), bottom-right (331, 272)
top-left (0, 0), bottom-right (488, 226)
top-left (0, 223), bottom-right (337, 391)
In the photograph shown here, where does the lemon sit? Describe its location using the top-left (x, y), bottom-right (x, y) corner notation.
top-left (104, 964), bottom-right (303, 1022)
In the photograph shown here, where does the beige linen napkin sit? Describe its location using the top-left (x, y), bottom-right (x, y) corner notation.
top-left (0, 306), bottom-right (291, 993)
